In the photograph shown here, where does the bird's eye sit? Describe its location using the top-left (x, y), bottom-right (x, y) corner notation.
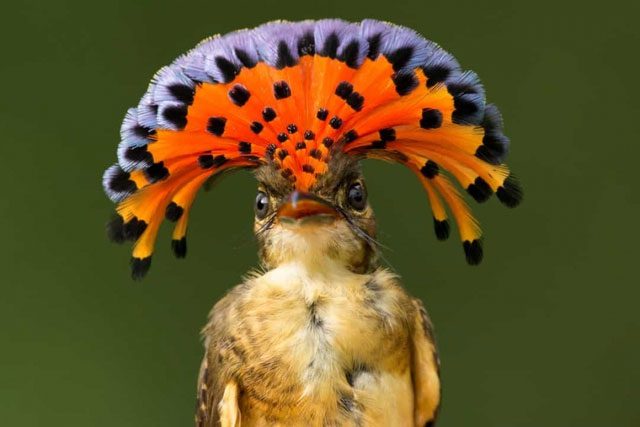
top-left (254, 191), bottom-right (269, 219)
top-left (347, 183), bottom-right (367, 211)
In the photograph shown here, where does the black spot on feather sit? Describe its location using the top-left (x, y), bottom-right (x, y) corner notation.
top-left (211, 155), bottom-right (228, 168)
top-left (124, 145), bottom-right (152, 164)
top-left (262, 107), bottom-right (276, 122)
top-left (343, 129), bottom-right (358, 142)
top-left (475, 145), bottom-right (502, 165)
top-left (420, 108), bottom-right (443, 129)
top-left (131, 256), bottom-right (151, 280)
top-left (172, 237), bottom-right (187, 259)
top-left (309, 148), bottom-right (322, 159)
top-left (379, 128), bottom-right (396, 142)
top-left (108, 167), bottom-right (136, 193)
top-left (165, 202), bottom-right (183, 222)
top-left (297, 32), bottom-right (315, 56)
top-left (123, 217), bottom-right (147, 241)
top-left (250, 121), bottom-right (263, 134)
top-left (106, 215), bottom-right (125, 243)
top-left (496, 174), bottom-right (523, 208)
top-left (238, 141), bottom-right (251, 154)
top-left (346, 92), bottom-right (364, 111)
top-left (304, 130), bottom-right (315, 140)
top-left (392, 72), bottom-right (418, 96)
top-left (386, 46), bottom-right (414, 71)
top-left (273, 81), bottom-right (291, 99)
top-left (423, 64), bottom-right (451, 88)
top-left (483, 130), bottom-right (508, 154)
top-left (277, 133), bottom-right (288, 142)
top-left (215, 56), bottom-right (239, 82)
top-left (287, 123), bottom-right (298, 134)
top-left (144, 161), bottom-right (169, 183)
top-left (276, 41), bottom-right (296, 69)
top-left (367, 33), bottom-right (382, 59)
top-left (228, 84), bottom-right (250, 106)
top-left (335, 81), bottom-right (353, 99)
top-left (162, 105), bottom-right (188, 129)
top-left (467, 177), bottom-right (493, 203)
top-left (433, 218), bottom-right (450, 241)
top-left (321, 33), bottom-right (339, 58)
top-left (420, 160), bottom-right (439, 179)
top-left (234, 48), bottom-right (256, 68)
top-left (339, 40), bottom-right (360, 68)
top-left (278, 149), bottom-right (289, 160)
top-left (479, 126), bottom-right (509, 165)
top-left (168, 84), bottom-right (195, 105)
top-left (198, 154), bottom-right (214, 169)
top-left (329, 116), bottom-right (343, 129)
top-left (452, 94), bottom-right (481, 125)
top-left (316, 108), bottom-right (328, 121)
top-left (463, 239), bottom-right (483, 265)
top-left (447, 80), bottom-right (479, 96)
top-left (206, 116), bottom-right (227, 136)
top-left (132, 124), bottom-right (155, 139)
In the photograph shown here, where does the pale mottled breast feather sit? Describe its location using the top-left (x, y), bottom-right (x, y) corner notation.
top-left (197, 266), bottom-right (436, 426)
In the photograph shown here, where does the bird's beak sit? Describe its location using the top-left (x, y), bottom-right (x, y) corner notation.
top-left (277, 191), bottom-right (339, 226)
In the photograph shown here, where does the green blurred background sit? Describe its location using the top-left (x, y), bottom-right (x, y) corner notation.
top-left (1, 0), bottom-right (638, 425)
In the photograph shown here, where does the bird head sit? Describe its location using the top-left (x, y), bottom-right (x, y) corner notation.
top-left (252, 152), bottom-right (376, 272)
top-left (102, 19), bottom-right (522, 279)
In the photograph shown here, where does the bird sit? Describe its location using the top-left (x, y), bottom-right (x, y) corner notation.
top-left (102, 19), bottom-right (522, 426)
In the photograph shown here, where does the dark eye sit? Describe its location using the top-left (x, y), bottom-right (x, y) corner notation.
top-left (347, 183), bottom-right (367, 211)
top-left (254, 191), bottom-right (269, 219)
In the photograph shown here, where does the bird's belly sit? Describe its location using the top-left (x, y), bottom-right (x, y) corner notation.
top-left (234, 268), bottom-right (414, 425)
top-left (240, 370), bottom-right (414, 427)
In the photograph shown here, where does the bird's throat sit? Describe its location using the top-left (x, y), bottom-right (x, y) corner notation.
top-left (259, 220), bottom-right (375, 274)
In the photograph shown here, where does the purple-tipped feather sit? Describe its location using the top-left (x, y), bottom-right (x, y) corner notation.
top-left (103, 164), bottom-right (135, 202)
top-left (105, 19), bottom-right (509, 199)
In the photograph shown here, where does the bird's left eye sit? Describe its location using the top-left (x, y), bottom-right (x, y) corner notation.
top-left (347, 183), bottom-right (367, 211)
top-left (254, 191), bottom-right (270, 219)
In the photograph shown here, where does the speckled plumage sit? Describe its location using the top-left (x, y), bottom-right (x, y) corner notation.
top-left (197, 264), bottom-right (439, 426)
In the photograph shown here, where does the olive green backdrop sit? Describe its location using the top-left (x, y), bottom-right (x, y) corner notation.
top-left (1, 0), bottom-right (638, 425)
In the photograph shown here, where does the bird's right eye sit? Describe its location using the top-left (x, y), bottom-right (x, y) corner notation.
top-left (254, 191), bottom-right (269, 219)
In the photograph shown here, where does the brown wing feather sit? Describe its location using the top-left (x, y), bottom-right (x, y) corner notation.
top-left (410, 298), bottom-right (441, 426)
top-left (195, 355), bottom-right (217, 426)
top-left (195, 288), bottom-right (244, 427)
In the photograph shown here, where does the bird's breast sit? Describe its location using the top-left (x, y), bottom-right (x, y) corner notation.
top-left (229, 262), bottom-right (415, 425)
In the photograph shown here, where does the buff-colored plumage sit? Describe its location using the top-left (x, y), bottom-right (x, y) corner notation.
top-left (196, 245), bottom-right (439, 426)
